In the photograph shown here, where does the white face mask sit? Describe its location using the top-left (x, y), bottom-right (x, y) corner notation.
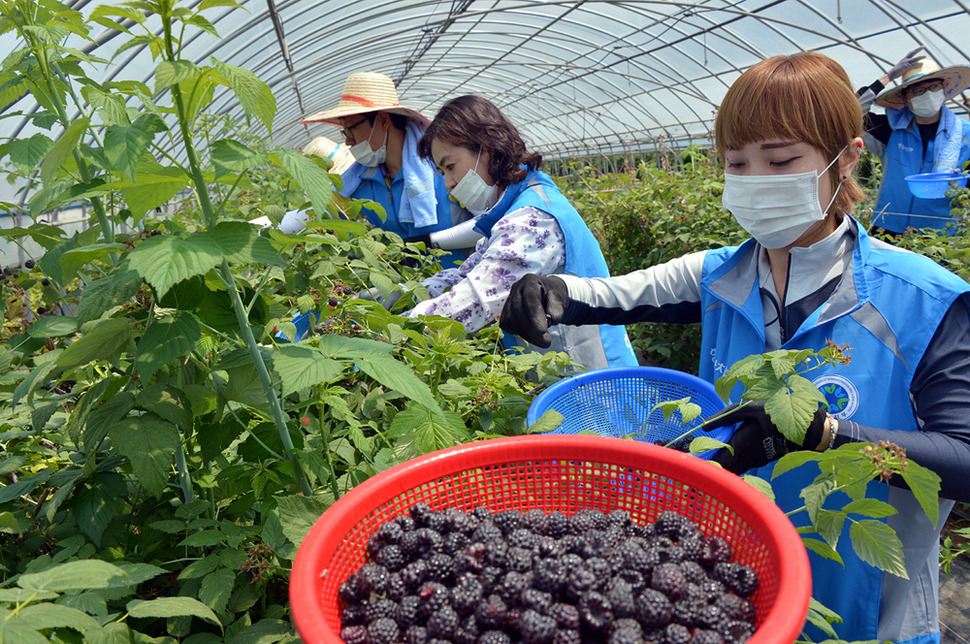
top-left (349, 121), bottom-right (387, 167)
top-left (909, 89), bottom-right (945, 118)
top-left (450, 149), bottom-right (498, 214)
top-left (721, 148), bottom-right (845, 249)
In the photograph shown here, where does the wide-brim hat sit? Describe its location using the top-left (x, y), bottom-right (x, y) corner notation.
top-left (875, 59), bottom-right (970, 110)
top-left (302, 136), bottom-right (355, 175)
top-left (301, 71), bottom-right (430, 126)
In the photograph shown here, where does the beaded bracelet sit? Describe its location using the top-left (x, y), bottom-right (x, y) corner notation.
top-left (826, 415), bottom-right (840, 450)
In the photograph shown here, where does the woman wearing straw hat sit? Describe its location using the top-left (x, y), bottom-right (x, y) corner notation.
top-left (501, 52), bottom-right (970, 643)
top-left (407, 95), bottom-right (638, 371)
top-left (857, 49), bottom-right (970, 236)
top-left (302, 72), bottom-right (473, 267)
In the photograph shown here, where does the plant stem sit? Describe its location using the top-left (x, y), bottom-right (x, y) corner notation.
top-left (316, 391), bottom-right (340, 499)
top-left (174, 439), bottom-right (195, 504)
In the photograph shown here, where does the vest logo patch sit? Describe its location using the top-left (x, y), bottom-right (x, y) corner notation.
top-left (813, 374), bottom-right (859, 419)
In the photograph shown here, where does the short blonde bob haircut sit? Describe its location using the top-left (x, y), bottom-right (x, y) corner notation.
top-left (714, 52), bottom-right (865, 214)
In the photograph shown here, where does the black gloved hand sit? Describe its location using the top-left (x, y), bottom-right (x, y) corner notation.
top-left (499, 274), bottom-right (568, 347)
top-left (403, 234), bottom-right (434, 248)
top-left (888, 46), bottom-right (926, 81)
top-left (356, 287), bottom-right (404, 310)
top-left (702, 401), bottom-right (827, 474)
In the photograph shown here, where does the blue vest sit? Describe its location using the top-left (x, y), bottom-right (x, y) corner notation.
top-left (875, 106), bottom-right (970, 235)
top-left (477, 170), bottom-right (638, 369)
top-left (347, 165), bottom-right (466, 267)
top-left (697, 221), bottom-right (969, 643)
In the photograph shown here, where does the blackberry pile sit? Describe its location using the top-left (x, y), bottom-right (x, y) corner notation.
top-left (338, 504), bottom-right (758, 644)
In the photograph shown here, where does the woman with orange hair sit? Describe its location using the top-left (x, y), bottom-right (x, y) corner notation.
top-left (500, 52), bottom-right (970, 643)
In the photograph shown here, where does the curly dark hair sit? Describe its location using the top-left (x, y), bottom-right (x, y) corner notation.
top-left (418, 95), bottom-right (542, 188)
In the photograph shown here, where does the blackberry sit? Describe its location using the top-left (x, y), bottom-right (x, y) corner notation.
top-left (719, 619), bottom-right (755, 643)
top-left (404, 625), bottom-right (429, 644)
top-left (578, 591), bottom-right (614, 632)
top-left (698, 604), bottom-right (724, 630)
top-left (567, 511), bottom-right (596, 535)
top-left (339, 625), bottom-right (368, 644)
top-left (671, 598), bottom-right (706, 628)
top-left (617, 568), bottom-right (646, 594)
top-left (446, 508), bottom-right (481, 535)
top-left (375, 544), bottom-right (407, 571)
top-left (651, 562), bottom-right (688, 600)
top-left (655, 544), bottom-right (686, 565)
top-left (401, 559), bottom-right (429, 591)
top-left (635, 588), bottom-right (673, 628)
top-left (24, 259), bottom-right (35, 269)
top-left (457, 542), bottom-right (488, 575)
top-left (679, 534), bottom-right (706, 563)
top-left (478, 566), bottom-right (504, 594)
top-left (503, 606), bottom-right (522, 632)
top-left (506, 546), bottom-right (535, 572)
top-left (560, 553), bottom-right (584, 571)
top-left (714, 594), bottom-right (756, 624)
top-left (564, 566), bottom-right (598, 601)
top-left (442, 531), bottom-right (471, 556)
top-left (578, 508), bottom-right (609, 530)
top-left (454, 614), bottom-right (480, 644)
top-left (473, 521), bottom-right (504, 543)
top-left (400, 530), bottom-right (435, 561)
top-left (357, 562), bottom-right (390, 595)
top-left (664, 622), bottom-right (692, 644)
top-left (584, 556), bottom-right (611, 580)
top-left (475, 594), bottom-right (508, 630)
top-left (680, 560), bottom-right (707, 585)
top-left (653, 511), bottom-right (695, 540)
top-left (339, 573), bottom-right (363, 603)
top-left (386, 572), bottom-right (407, 600)
top-left (604, 578), bottom-right (636, 618)
top-left (396, 515), bottom-right (417, 533)
top-left (362, 597), bottom-right (398, 623)
top-left (701, 536), bottom-right (733, 569)
top-left (484, 539), bottom-right (510, 567)
top-left (609, 626), bottom-right (643, 644)
top-left (552, 629), bottom-right (582, 644)
top-left (523, 509), bottom-right (550, 535)
top-left (507, 528), bottom-right (538, 550)
top-left (497, 570), bottom-right (531, 604)
top-left (340, 603), bottom-right (366, 626)
top-left (366, 617), bottom-right (400, 644)
top-left (473, 505), bottom-right (493, 521)
top-left (410, 502), bottom-right (436, 526)
top-left (536, 537), bottom-right (565, 559)
top-left (427, 605), bottom-right (461, 639)
top-left (396, 595), bottom-right (422, 628)
top-left (452, 575), bottom-right (484, 616)
top-left (711, 563), bottom-right (759, 598)
top-left (418, 581), bottom-right (452, 619)
top-left (690, 629), bottom-right (725, 644)
top-left (607, 510), bottom-right (633, 531)
top-left (425, 553), bottom-right (455, 583)
top-left (611, 617), bottom-right (642, 633)
top-left (520, 587), bottom-right (553, 614)
top-left (492, 510), bottom-right (524, 535)
top-left (546, 512), bottom-right (570, 538)
top-left (518, 608), bottom-right (557, 644)
top-left (477, 631), bottom-right (511, 644)
top-left (548, 602), bottom-right (581, 630)
top-left (619, 542), bottom-right (657, 573)
top-left (698, 579), bottom-right (727, 603)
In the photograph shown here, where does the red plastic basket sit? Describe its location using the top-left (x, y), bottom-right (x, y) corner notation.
top-left (289, 435), bottom-right (811, 643)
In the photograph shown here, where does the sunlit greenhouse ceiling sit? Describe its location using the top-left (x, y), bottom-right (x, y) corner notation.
top-left (5, 0), bottom-right (970, 163)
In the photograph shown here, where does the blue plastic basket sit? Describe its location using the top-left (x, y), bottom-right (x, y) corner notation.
top-left (274, 309), bottom-right (320, 342)
top-left (526, 366), bottom-right (731, 458)
top-left (904, 171), bottom-right (968, 199)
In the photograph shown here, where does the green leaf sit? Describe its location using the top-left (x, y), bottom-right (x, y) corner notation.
top-left (208, 221), bottom-right (282, 266)
top-left (109, 414), bottom-right (180, 498)
top-left (525, 408), bottom-right (564, 434)
top-left (276, 147), bottom-right (332, 220)
top-left (118, 168), bottom-right (190, 221)
top-left (772, 449), bottom-right (824, 478)
top-left (58, 243), bottom-right (125, 281)
top-left (210, 138), bottom-right (263, 179)
top-left (12, 360), bottom-right (59, 408)
top-left (739, 474), bottom-right (775, 500)
top-left (212, 59), bottom-right (275, 134)
top-left (0, 511), bottom-right (22, 534)
top-left (198, 0), bottom-right (245, 10)
top-left (200, 568), bottom-right (234, 614)
top-left (804, 597), bottom-right (842, 637)
top-left (56, 591), bottom-right (108, 618)
top-left (74, 472), bottom-right (127, 545)
top-left (18, 559), bottom-right (128, 593)
top-left (41, 116), bottom-right (89, 186)
top-left (389, 406), bottom-right (468, 457)
top-left (688, 436), bottom-right (726, 455)
top-left (849, 519), bottom-right (908, 578)
top-left (898, 459), bottom-right (941, 526)
top-left (0, 471), bottom-right (49, 504)
top-left (799, 473), bottom-right (835, 524)
top-left (128, 232), bottom-right (223, 297)
top-left (179, 530), bottom-right (225, 547)
top-left (179, 556), bottom-right (221, 580)
top-left (84, 391), bottom-right (135, 452)
top-left (155, 59), bottom-right (202, 93)
top-left (272, 344), bottom-right (343, 395)
top-left (763, 376), bottom-right (825, 444)
top-left (0, 622), bottom-right (48, 644)
top-left (185, 14), bottom-right (219, 37)
top-left (76, 265), bottom-right (143, 323)
top-left (56, 318), bottom-right (132, 370)
top-left (225, 618), bottom-right (292, 644)
top-left (276, 494), bottom-right (331, 548)
top-left (356, 352), bottom-right (445, 416)
top-left (8, 133), bottom-right (53, 169)
top-left (0, 588), bottom-right (59, 602)
top-left (841, 498), bottom-right (898, 519)
top-left (7, 602), bottom-right (103, 636)
top-left (814, 508), bottom-right (846, 546)
top-left (38, 231), bottom-right (80, 285)
top-left (26, 315), bottom-right (77, 338)
top-left (135, 310), bottom-right (201, 381)
top-left (126, 597), bottom-right (220, 625)
top-left (137, 384), bottom-right (194, 431)
top-left (800, 537), bottom-right (844, 565)
top-left (104, 113), bottom-right (167, 181)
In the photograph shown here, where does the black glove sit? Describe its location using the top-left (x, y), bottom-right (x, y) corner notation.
top-left (403, 234), bottom-right (434, 248)
top-left (499, 274), bottom-right (568, 348)
top-left (356, 287), bottom-right (404, 310)
top-left (887, 46), bottom-right (926, 81)
top-left (702, 401), bottom-right (827, 474)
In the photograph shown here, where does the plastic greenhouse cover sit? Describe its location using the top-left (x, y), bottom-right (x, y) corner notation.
top-left (2, 0), bottom-right (970, 205)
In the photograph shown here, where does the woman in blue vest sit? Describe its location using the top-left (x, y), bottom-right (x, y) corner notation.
top-left (500, 53), bottom-right (970, 643)
top-left (406, 95), bottom-right (637, 371)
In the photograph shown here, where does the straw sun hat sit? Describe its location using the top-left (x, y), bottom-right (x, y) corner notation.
top-left (302, 136), bottom-right (355, 175)
top-left (875, 59), bottom-right (970, 110)
top-left (301, 71), bottom-right (430, 126)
